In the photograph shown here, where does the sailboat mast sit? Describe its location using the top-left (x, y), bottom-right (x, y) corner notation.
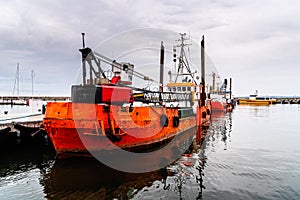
top-left (31, 70), bottom-right (35, 97)
top-left (12, 63), bottom-right (20, 96)
top-left (17, 63), bottom-right (19, 96)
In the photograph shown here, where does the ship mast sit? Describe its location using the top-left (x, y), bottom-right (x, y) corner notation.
top-left (173, 33), bottom-right (193, 83)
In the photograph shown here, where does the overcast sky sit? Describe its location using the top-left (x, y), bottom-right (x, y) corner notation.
top-left (1, 0), bottom-right (299, 97)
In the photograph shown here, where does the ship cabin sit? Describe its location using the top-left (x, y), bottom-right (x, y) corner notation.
top-left (166, 82), bottom-right (196, 93)
top-left (111, 62), bottom-right (134, 85)
top-left (72, 62), bottom-right (135, 105)
top-left (166, 82), bottom-right (197, 110)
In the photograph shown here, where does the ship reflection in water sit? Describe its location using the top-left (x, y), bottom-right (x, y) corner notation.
top-left (41, 127), bottom-right (210, 199)
top-left (1, 105), bottom-right (300, 199)
top-left (42, 127), bottom-right (199, 199)
top-left (43, 158), bottom-right (170, 199)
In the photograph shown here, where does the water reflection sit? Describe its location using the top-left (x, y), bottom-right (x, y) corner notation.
top-left (132, 112), bottom-right (232, 199)
top-left (0, 146), bottom-right (55, 178)
top-left (201, 111), bottom-right (232, 152)
top-left (0, 146), bottom-right (55, 200)
top-left (41, 157), bottom-right (172, 199)
top-left (2, 105), bottom-right (300, 199)
top-left (195, 153), bottom-right (207, 200)
top-left (40, 128), bottom-right (200, 199)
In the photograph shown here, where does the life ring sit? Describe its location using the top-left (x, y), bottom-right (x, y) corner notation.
top-left (160, 114), bottom-right (169, 127)
top-left (173, 116), bottom-right (180, 127)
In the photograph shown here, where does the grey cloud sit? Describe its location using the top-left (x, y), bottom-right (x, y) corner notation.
top-left (0, 0), bottom-right (299, 96)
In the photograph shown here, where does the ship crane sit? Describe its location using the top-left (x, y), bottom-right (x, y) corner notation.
top-left (79, 45), bottom-right (193, 104)
top-left (79, 34), bottom-right (155, 86)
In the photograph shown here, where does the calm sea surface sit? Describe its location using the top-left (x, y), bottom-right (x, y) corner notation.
top-left (0, 104), bottom-right (300, 199)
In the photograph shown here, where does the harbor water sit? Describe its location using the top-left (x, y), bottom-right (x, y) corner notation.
top-left (0, 104), bottom-right (300, 199)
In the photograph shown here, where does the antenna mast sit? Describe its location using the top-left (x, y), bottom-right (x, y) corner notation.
top-left (173, 33), bottom-right (192, 82)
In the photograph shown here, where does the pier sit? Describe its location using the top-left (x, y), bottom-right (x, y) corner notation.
top-left (235, 96), bottom-right (300, 104)
top-left (0, 96), bottom-right (70, 105)
top-left (274, 97), bottom-right (300, 104)
top-left (0, 113), bottom-right (44, 128)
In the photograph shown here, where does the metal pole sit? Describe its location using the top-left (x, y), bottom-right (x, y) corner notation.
top-left (81, 32), bottom-right (85, 48)
top-left (159, 41), bottom-right (164, 93)
top-left (200, 35), bottom-right (206, 106)
top-left (159, 41), bottom-right (164, 105)
top-left (81, 33), bottom-right (86, 85)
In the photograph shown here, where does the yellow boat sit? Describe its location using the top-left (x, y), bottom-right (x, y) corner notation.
top-left (238, 92), bottom-right (276, 105)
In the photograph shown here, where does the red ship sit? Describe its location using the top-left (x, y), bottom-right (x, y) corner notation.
top-left (208, 72), bottom-right (234, 113)
top-left (43, 33), bottom-right (211, 157)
